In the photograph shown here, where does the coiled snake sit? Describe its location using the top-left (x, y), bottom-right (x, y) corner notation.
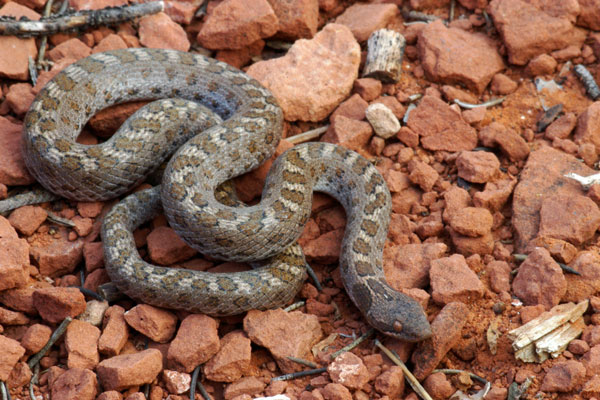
top-left (19, 48), bottom-right (431, 341)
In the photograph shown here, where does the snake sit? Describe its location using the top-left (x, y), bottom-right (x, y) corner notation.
top-left (18, 48), bottom-right (431, 342)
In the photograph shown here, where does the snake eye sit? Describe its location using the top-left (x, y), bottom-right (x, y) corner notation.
top-left (393, 320), bottom-right (403, 333)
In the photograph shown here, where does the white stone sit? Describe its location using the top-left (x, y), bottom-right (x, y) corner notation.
top-left (365, 102), bottom-right (401, 138)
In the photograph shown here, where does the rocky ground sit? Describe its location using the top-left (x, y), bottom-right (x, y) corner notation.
top-left (1, 0), bottom-right (600, 399)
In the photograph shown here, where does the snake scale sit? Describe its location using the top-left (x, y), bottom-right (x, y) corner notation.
top-left (20, 48), bottom-right (431, 341)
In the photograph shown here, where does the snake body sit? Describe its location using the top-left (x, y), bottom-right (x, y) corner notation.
top-left (21, 48), bottom-right (431, 341)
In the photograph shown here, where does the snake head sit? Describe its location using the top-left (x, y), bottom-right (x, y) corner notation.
top-left (370, 292), bottom-right (432, 342)
top-left (353, 279), bottom-right (432, 342)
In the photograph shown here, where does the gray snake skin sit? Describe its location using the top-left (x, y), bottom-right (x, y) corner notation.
top-left (21, 48), bottom-right (431, 341)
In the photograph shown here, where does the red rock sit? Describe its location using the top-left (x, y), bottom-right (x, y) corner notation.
top-left (223, 376), bottom-right (266, 400)
top-left (83, 241), bottom-right (104, 272)
top-left (167, 313), bottom-right (218, 372)
top-left (321, 116), bottom-right (372, 152)
top-left (383, 243), bottom-right (446, 290)
top-left (21, 323), bottom-right (52, 354)
top-left (77, 201), bottom-right (104, 218)
top-left (353, 78), bottom-right (383, 102)
top-left (139, 12), bottom-right (190, 52)
top-left (247, 23), bottom-right (360, 122)
top-left (162, 369), bottom-right (191, 394)
top-left (512, 247), bottom-right (566, 310)
top-left (415, 211), bottom-right (444, 239)
top-left (5, 82), bottom-right (35, 116)
top-left (50, 367), bottom-right (97, 400)
top-left (551, 44), bottom-right (581, 62)
top-left (462, 106), bottom-right (486, 125)
top-left (554, 137), bottom-right (579, 154)
top-left (423, 372), bottom-right (455, 400)
top-left (146, 226), bottom-right (197, 265)
top-left (488, 0), bottom-right (585, 65)
top-left (162, 0), bottom-right (200, 24)
top-left (407, 96), bottom-right (477, 151)
top-left (0, 282), bottom-right (48, 314)
top-left (320, 383), bottom-right (351, 400)
top-left (451, 228), bottom-right (494, 255)
top-left (244, 309), bottom-right (322, 373)
top-left (430, 254), bottom-right (485, 305)
top-left (382, 169), bottom-right (410, 193)
top-left (541, 361), bottom-right (586, 392)
top-left (473, 177), bottom-right (517, 212)
top-left (96, 391), bottom-right (123, 400)
top-left (0, 237), bottom-right (29, 291)
top-left (97, 349), bottom-right (163, 391)
top-left (443, 185), bottom-right (471, 222)
top-left (408, 160), bottom-right (439, 192)
top-left (387, 213), bottom-right (417, 245)
top-left (30, 231), bottom-right (84, 277)
top-left (124, 304), bottom-right (177, 343)
top-left (487, 260), bottom-right (511, 293)
top-left (303, 228), bottom-right (343, 264)
top-left (334, 3), bottom-right (397, 42)
top-left (98, 305), bottom-right (128, 357)
top-left (513, 147), bottom-right (594, 251)
top-left (0, 335), bottom-right (25, 380)
top-left (396, 127), bottom-right (418, 148)
top-left (583, 345), bottom-right (600, 376)
top-left (538, 194), bottom-right (600, 246)
top-left (582, 374), bottom-right (600, 398)
top-left (65, 319), bottom-right (100, 369)
top-left (526, 53), bottom-right (557, 76)
top-left (92, 33), bottom-right (128, 53)
top-left (83, 268), bottom-right (109, 293)
top-left (0, 4), bottom-right (38, 80)
top-left (268, 0), bottom-right (318, 40)
top-left (33, 287), bottom-right (86, 323)
top-left (46, 38), bottom-right (91, 63)
top-left (0, 117), bottom-right (34, 186)
top-left (569, 340), bottom-right (590, 355)
top-left (412, 302), bottom-right (469, 380)
top-left (265, 380), bottom-right (288, 396)
top-left (449, 207), bottom-right (493, 237)
top-left (0, 216), bottom-right (17, 239)
top-left (490, 73), bottom-right (518, 94)
top-left (216, 40), bottom-right (265, 69)
top-left (72, 216), bottom-right (93, 237)
top-left (520, 304), bottom-right (545, 324)
top-left (563, 251), bottom-right (600, 303)
top-left (70, 0), bottom-right (126, 9)
top-left (124, 393), bottom-right (145, 400)
top-left (418, 20), bottom-right (504, 92)
top-left (575, 102), bottom-right (600, 153)
top-left (441, 85), bottom-right (478, 104)
top-left (546, 112), bottom-right (577, 140)
top-left (204, 330), bottom-right (251, 382)
top-left (197, 0), bottom-right (278, 50)
top-left (330, 94), bottom-right (368, 122)
top-left (491, 125), bottom-right (530, 161)
top-left (306, 298), bottom-right (335, 316)
top-left (373, 365), bottom-right (404, 397)
top-left (327, 352), bottom-right (369, 390)
top-left (583, 326), bottom-right (600, 347)
top-left (0, 305), bottom-right (28, 325)
top-left (6, 360), bottom-right (31, 389)
top-left (8, 205), bottom-right (47, 236)
top-left (577, 0), bottom-right (600, 31)
top-left (456, 151), bottom-right (500, 183)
